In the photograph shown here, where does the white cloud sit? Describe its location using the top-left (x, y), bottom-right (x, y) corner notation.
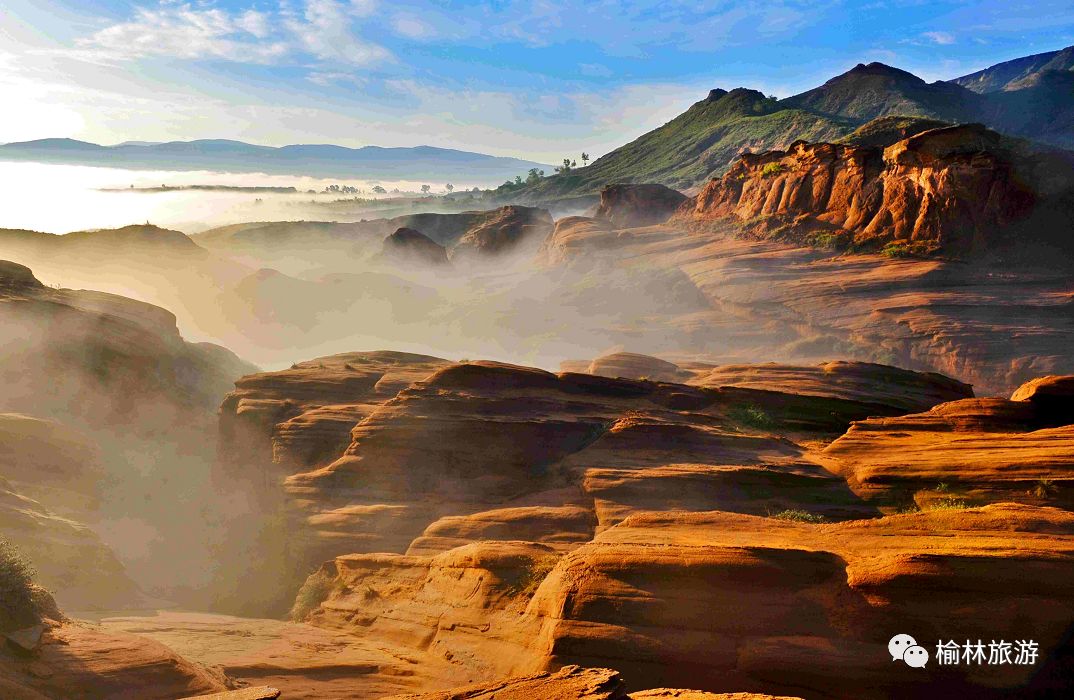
top-left (237, 10), bottom-right (271, 39)
top-left (579, 63), bottom-right (613, 78)
top-left (349, 0), bottom-right (378, 17)
top-left (392, 15), bottom-right (436, 40)
top-left (68, 1), bottom-right (387, 68)
top-left (308, 71), bottom-right (367, 87)
top-left (921, 31), bottom-right (956, 45)
top-left (287, 0), bottom-right (390, 65)
top-left (72, 5), bottom-right (288, 63)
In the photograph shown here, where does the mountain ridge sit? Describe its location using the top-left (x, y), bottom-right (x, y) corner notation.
top-left (0, 137), bottom-right (554, 183)
top-left (502, 47), bottom-right (1074, 200)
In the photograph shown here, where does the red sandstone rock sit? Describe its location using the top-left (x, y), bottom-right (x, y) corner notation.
top-left (380, 227), bottom-right (450, 266)
top-left (383, 665), bottom-right (628, 699)
top-left (451, 206), bottom-right (554, 258)
top-left (595, 184), bottom-right (689, 228)
top-left (0, 622), bottom-right (227, 699)
top-left (679, 125), bottom-right (1039, 255)
top-left (824, 388), bottom-right (1074, 508)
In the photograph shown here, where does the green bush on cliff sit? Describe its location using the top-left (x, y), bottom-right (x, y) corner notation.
top-left (290, 569), bottom-right (336, 622)
top-left (880, 242), bottom-right (912, 258)
top-left (0, 538), bottom-right (38, 628)
top-left (769, 509), bottom-right (827, 523)
top-left (730, 403), bottom-right (775, 429)
top-left (761, 162), bottom-right (786, 177)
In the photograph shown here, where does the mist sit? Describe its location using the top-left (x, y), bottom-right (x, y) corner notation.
top-left (0, 161), bottom-right (499, 234)
top-left (0, 190), bottom-right (731, 619)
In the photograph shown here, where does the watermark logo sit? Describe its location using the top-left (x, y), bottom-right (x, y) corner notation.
top-left (890, 635), bottom-right (1039, 668)
top-left (890, 634), bottom-right (929, 668)
top-left (935, 639), bottom-right (1038, 666)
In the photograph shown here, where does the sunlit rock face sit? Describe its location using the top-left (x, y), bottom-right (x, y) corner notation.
top-left (217, 351), bottom-right (971, 618)
top-left (679, 124), bottom-right (1072, 257)
top-left (233, 351), bottom-right (1074, 698)
top-left (305, 503), bottom-right (1074, 699)
top-left (825, 374), bottom-right (1074, 509)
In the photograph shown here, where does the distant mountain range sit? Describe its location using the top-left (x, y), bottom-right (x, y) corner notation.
top-left (0, 138), bottom-right (553, 184)
top-left (508, 45), bottom-right (1074, 199)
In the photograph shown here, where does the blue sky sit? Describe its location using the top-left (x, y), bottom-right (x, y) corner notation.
top-left (1, 1), bottom-right (1072, 161)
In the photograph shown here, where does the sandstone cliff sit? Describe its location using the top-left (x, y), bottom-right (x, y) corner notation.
top-left (678, 124), bottom-right (1073, 257)
top-left (216, 354), bottom-right (967, 617)
top-left (0, 261), bottom-right (258, 611)
top-left (380, 227), bottom-right (450, 266)
top-left (595, 184), bottom-right (689, 228)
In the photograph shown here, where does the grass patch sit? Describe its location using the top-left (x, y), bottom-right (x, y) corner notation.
top-left (810, 232), bottom-right (845, 249)
top-left (768, 509), bottom-right (827, 523)
top-left (729, 403), bottom-right (775, 430)
top-left (761, 162), bottom-right (786, 177)
top-left (289, 569), bottom-right (337, 622)
top-left (881, 242), bottom-right (912, 259)
top-left (928, 496), bottom-right (970, 511)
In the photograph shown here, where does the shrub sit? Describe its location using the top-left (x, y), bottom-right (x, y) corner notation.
top-left (880, 242), bottom-right (911, 258)
top-left (513, 555), bottom-right (559, 598)
top-left (760, 162), bottom-right (785, 177)
top-left (0, 539), bottom-right (38, 627)
top-left (1031, 479), bottom-right (1059, 499)
top-left (769, 509), bottom-right (827, 523)
top-left (289, 569), bottom-right (336, 622)
top-left (811, 232), bottom-right (843, 249)
top-left (730, 403), bottom-right (775, 430)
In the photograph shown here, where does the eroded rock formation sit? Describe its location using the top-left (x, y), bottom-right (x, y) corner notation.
top-left (217, 354), bottom-right (971, 620)
top-left (451, 205), bottom-right (554, 258)
top-left (303, 503), bottom-right (1074, 699)
top-left (380, 227), bottom-right (450, 266)
top-left (0, 261), bottom-right (257, 611)
top-left (0, 588), bottom-right (227, 699)
top-left (678, 124), bottom-right (1068, 256)
top-left (0, 260), bottom-right (251, 428)
top-left (824, 374), bottom-right (1074, 509)
top-left (595, 184), bottom-right (689, 228)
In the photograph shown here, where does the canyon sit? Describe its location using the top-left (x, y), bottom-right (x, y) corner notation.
top-left (2, 52), bottom-right (1074, 700)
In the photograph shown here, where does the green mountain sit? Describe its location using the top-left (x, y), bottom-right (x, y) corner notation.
top-left (504, 48), bottom-right (1074, 200)
top-left (953, 46), bottom-right (1074, 93)
top-left (507, 88), bottom-right (851, 199)
top-left (782, 62), bottom-right (981, 122)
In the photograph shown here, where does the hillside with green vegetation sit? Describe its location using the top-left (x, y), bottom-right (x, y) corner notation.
top-left (500, 48), bottom-right (1074, 201)
top-left (782, 62), bottom-right (982, 122)
top-left (504, 88), bottom-right (852, 200)
top-left (954, 46), bottom-right (1074, 93)
top-left (837, 115), bottom-right (951, 148)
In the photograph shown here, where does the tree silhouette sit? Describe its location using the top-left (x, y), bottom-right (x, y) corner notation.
top-left (421, 184), bottom-right (431, 194)
top-left (581, 152), bottom-right (589, 166)
top-left (445, 183), bottom-right (454, 193)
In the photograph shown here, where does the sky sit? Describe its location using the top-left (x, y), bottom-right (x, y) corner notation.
top-left (1, 1), bottom-right (1072, 162)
